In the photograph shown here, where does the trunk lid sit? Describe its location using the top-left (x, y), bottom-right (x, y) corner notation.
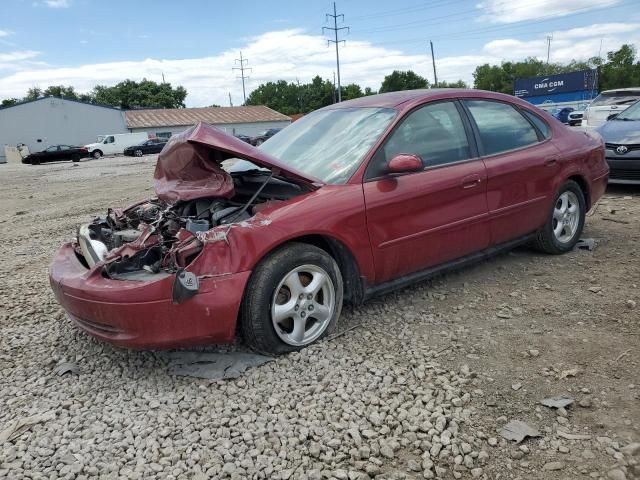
top-left (154, 122), bottom-right (322, 202)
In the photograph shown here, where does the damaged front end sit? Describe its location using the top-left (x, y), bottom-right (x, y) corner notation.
top-left (73, 122), bottom-right (318, 303)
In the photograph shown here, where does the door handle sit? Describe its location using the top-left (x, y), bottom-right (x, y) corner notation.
top-left (461, 174), bottom-right (482, 189)
top-left (545, 157), bottom-right (558, 167)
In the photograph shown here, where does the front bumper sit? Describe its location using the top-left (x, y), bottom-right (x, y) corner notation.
top-left (49, 243), bottom-right (251, 349)
top-left (605, 153), bottom-right (640, 184)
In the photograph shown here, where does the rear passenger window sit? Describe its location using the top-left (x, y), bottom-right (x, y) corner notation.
top-left (465, 100), bottom-right (539, 155)
top-left (522, 110), bottom-right (550, 139)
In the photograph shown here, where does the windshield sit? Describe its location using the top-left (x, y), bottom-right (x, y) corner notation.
top-left (96, 136), bottom-right (104, 143)
top-left (257, 107), bottom-right (397, 184)
top-left (615, 100), bottom-right (640, 120)
top-left (591, 92), bottom-right (640, 107)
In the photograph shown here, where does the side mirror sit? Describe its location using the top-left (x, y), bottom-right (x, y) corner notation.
top-left (607, 113), bottom-right (618, 121)
top-left (387, 154), bottom-right (423, 174)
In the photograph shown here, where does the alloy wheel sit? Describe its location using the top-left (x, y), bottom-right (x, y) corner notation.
top-left (552, 191), bottom-right (580, 243)
top-left (271, 264), bottom-right (336, 346)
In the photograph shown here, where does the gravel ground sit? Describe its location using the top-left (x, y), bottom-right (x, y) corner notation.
top-left (0, 156), bottom-right (638, 480)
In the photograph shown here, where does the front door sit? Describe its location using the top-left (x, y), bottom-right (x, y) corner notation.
top-left (363, 101), bottom-right (490, 284)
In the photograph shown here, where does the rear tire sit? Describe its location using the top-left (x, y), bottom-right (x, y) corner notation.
top-left (532, 180), bottom-right (585, 254)
top-left (92, 150), bottom-right (102, 159)
top-left (240, 243), bottom-right (343, 355)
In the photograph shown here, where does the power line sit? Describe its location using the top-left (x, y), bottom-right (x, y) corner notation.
top-left (232, 51), bottom-right (251, 104)
top-left (323, 2), bottom-right (349, 103)
top-left (360, 0), bottom-right (633, 47)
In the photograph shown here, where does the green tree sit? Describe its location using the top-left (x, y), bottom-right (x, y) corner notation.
top-left (43, 85), bottom-right (79, 99)
top-left (379, 70), bottom-right (429, 93)
top-left (599, 44), bottom-right (640, 90)
top-left (437, 80), bottom-right (469, 88)
top-left (1, 98), bottom-right (20, 107)
top-left (364, 87), bottom-right (376, 96)
top-left (24, 87), bottom-right (42, 101)
top-left (342, 83), bottom-right (364, 100)
top-left (247, 76), bottom-right (336, 114)
top-left (92, 79), bottom-right (187, 109)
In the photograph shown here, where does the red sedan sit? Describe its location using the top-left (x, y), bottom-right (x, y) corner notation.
top-left (49, 89), bottom-right (609, 354)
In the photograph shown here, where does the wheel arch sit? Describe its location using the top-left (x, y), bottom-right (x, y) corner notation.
top-left (250, 234), bottom-right (365, 305)
top-left (566, 174), bottom-right (591, 210)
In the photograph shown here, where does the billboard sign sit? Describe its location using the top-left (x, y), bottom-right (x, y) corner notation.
top-left (514, 70), bottom-right (597, 98)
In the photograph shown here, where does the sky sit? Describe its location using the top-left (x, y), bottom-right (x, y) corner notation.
top-left (0, 0), bottom-right (639, 107)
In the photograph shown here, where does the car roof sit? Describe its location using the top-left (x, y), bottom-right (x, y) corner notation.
top-left (600, 88), bottom-right (640, 94)
top-left (320, 88), bottom-right (528, 110)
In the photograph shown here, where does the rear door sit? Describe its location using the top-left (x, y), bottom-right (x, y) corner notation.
top-left (462, 99), bottom-right (560, 245)
top-left (363, 100), bottom-right (490, 283)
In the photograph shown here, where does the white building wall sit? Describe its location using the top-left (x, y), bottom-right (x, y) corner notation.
top-left (0, 97), bottom-right (127, 162)
top-left (129, 120), bottom-right (291, 138)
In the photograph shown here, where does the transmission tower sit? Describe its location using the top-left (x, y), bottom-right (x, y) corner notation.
top-left (323, 2), bottom-right (349, 102)
top-left (232, 51), bottom-right (251, 103)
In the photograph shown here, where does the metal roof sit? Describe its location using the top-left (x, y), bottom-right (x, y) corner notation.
top-left (125, 105), bottom-right (291, 128)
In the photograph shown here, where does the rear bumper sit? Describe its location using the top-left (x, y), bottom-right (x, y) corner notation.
top-left (606, 157), bottom-right (640, 184)
top-left (49, 243), bottom-right (251, 349)
top-left (590, 170), bottom-right (609, 206)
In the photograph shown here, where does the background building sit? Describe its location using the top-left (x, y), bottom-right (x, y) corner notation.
top-left (514, 69), bottom-right (598, 111)
top-left (125, 105), bottom-right (291, 139)
top-left (0, 97), bottom-right (128, 163)
top-left (1, 100), bottom-right (291, 163)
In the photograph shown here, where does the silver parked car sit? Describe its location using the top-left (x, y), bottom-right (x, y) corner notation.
top-left (582, 88), bottom-right (640, 128)
top-left (596, 99), bottom-right (640, 184)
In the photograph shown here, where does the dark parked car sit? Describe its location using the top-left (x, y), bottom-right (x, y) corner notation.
top-left (22, 145), bottom-right (89, 165)
top-left (250, 128), bottom-right (282, 146)
top-left (597, 99), bottom-right (640, 184)
top-left (552, 107), bottom-right (575, 124)
top-left (50, 90), bottom-right (608, 353)
top-left (123, 138), bottom-right (167, 157)
top-left (234, 134), bottom-right (252, 144)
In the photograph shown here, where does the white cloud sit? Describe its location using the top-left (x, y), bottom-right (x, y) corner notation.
top-left (0, 26), bottom-right (637, 106)
top-left (0, 50), bottom-right (40, 70)
top-left (483, 23), bottom-right (640, 63)
top-left (0, 30), bottom-right (11, 38)
top-left (43, 0), bottom-right (71, 8)
top-left (477, 0), bottom-right (619, 23)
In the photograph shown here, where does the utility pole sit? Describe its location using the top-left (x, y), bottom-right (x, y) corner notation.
top-left (228, 92), bottom-right (233, 107)
top-left (323, 2), bottom-right (349, 102)
top-left (430, 41), bottom-right (438, 88)
top-left (232, 51), bottom-right (251, 104)
top-left (161, 72), bottom-right (166, 83)
top-left (333, 71), bottom-right (337, 103)
top-left (546, 35), bottom-right (553, 64)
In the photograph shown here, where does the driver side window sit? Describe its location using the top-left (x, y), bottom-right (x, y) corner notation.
top-left (366, 101), bottom-right (472, 179)
top-left (104, 136), bottom-right (115, 144)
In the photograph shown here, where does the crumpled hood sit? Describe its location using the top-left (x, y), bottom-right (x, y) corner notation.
top-left (154, 122), bottom-right (321, 202)
top-left (597, 120), bottom-right (640, 145)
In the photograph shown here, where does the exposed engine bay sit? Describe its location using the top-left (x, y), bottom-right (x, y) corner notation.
top-left (76, 171), bottom-right (304, 279)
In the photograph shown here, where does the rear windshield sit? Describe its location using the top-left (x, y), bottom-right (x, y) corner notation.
top-left (591, 91), bottom-right (640, 106)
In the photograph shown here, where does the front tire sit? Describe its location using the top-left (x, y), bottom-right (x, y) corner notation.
top-left (71, 154), bottom-right (80, 162)
top-left (135, 149), bottom-right (143, 157)
top-left (92, 150), bottom-right (102, 159)
top-left (532, 180), bottom-right (585, 254)
top-left (240, 243), bottom-right (343, 355)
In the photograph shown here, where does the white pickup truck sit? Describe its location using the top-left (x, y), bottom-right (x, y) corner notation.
top-left (85, 132), bottom-right (149, 159)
